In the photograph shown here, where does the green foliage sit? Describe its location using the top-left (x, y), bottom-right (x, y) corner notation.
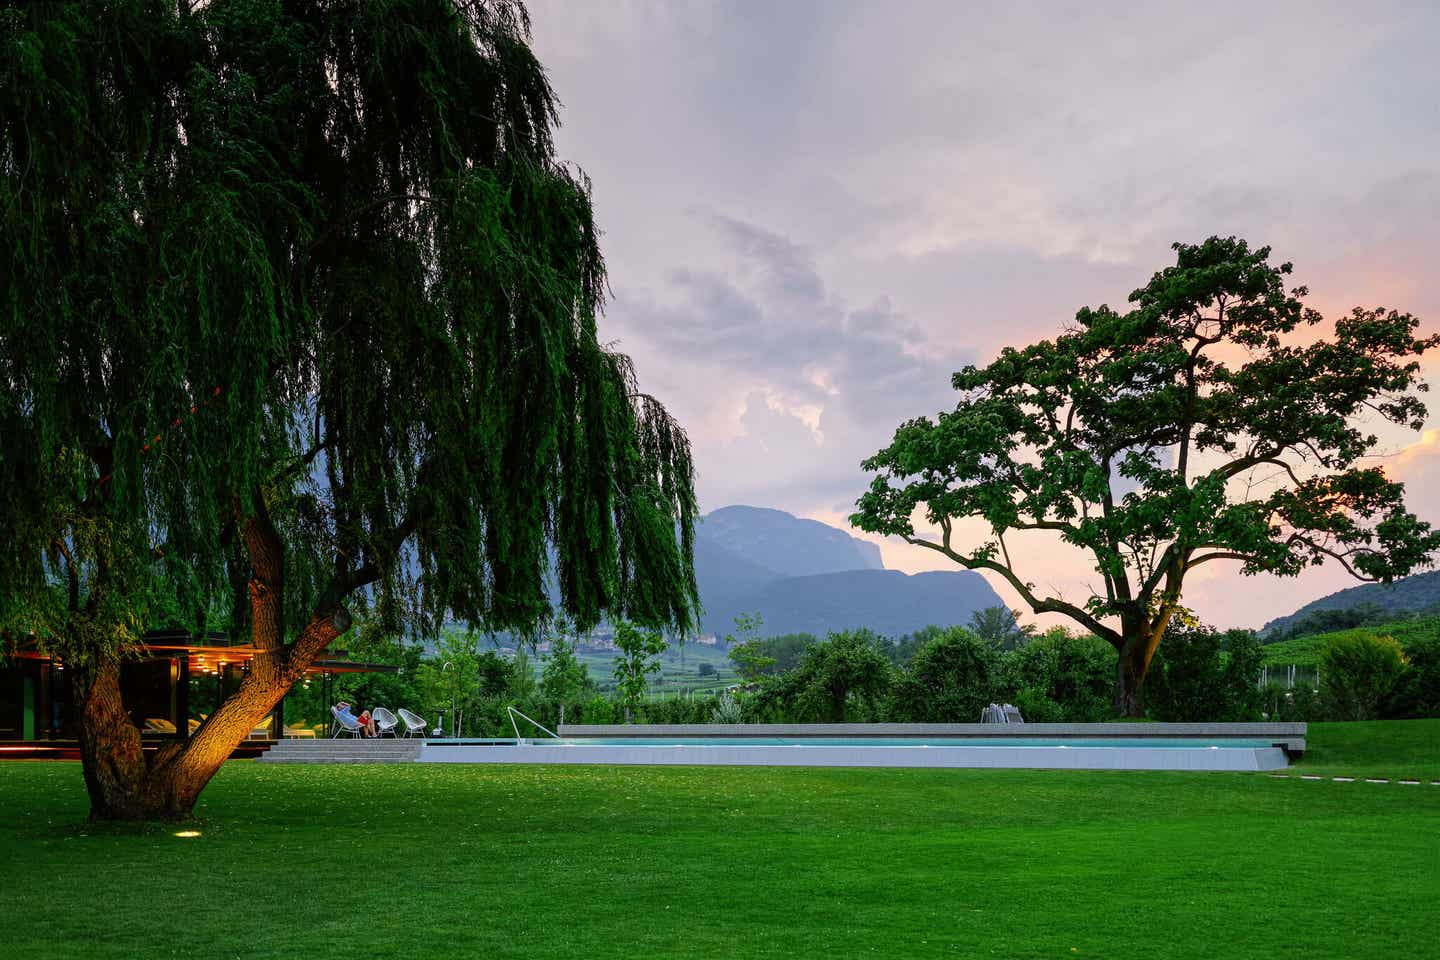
top-left (0, 0), bottom-right (698, 675)
top-left (1262, 682), bottom-right (1323, 722)
top-left (999, 629), bottom-right (1115, 723)
top-left (883, 624), bottom-right (945, 667)
top-left (710, 689), bottom-right (742, 724)
top-left (612, 621), bottom-right (667, 713)
top-left (1261, 616), bottom-right (1440, 667)
top-left (1320, 633), bottom-right (1409, 720)
top-left (510, 648), bottom-right (537, 700)
top-left (540, 636), bottom-right (591, 703)
top-left (889, 627), bottom-right (999, 722)
top-left (1265, 602), bottom-right (1429, 642)
top-left (853, 236), bottom-right (1440, 708)
top-left (966, 607), bottom-right (1033, 651)
top-left (1146, 627), bottom-right (1265, 721)
top-left (724, 613), bottom-right (773, 680)
top-left (758, 629), bottom-right (893, 723)
top-left (1394, 634), bottom-right (1440, 719)
top-left (727, 644), bottom-right (776, 682)
top-left (728, 631), bottom-right (815, 680)
top-left (329, 621), bottom-right (424, 716)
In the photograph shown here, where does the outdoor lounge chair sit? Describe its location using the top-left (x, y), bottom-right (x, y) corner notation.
top-left (397, 707), bottom-right (428, 738)
top-left (145, 718), bottom-right (177, 734)
top-left (980, 702), bottom-right (1025, 723)
top-left (283, 724), bottom-right (317, 739)
top-left (331, 705), bottom-right (364, 738)
top-left (371, 706), bottom-right (399, 738)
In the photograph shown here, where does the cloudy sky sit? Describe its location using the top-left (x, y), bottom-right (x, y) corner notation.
top-left (527, 1), bottom-right (1440, 630)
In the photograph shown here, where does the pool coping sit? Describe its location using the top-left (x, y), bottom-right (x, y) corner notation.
top-left (554, 722), bottom-right (1307, 754)
top-left (419, 740), bottom-right (1291, 772)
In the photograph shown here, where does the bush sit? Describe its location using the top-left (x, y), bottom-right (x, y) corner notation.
top-left (1009, 686), bottom-right (1067, 723)
top-left (1147, 627), bottom-right (1265, 722)
top-left (1395, 634), bottom-right (1440, 719)
top-left (1262, 682), bottom-right (1324, 722)
top-left (638, 696), bottom-right (714, 725)
top-left (889, 627), bottom-right (998, 722)
top-left (755, 629), bottom-right (893, 722)
top-left (711, 690), bottom-right (742, 723)
top-left (1319, 633), bottom-right (1408, 720)
top-left (1000, 629), bottom-right (1114, 722)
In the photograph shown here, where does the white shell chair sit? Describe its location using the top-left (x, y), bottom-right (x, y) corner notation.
top-left (397, 707), bottom-right (428, 738)
top-left (371, 706), bottom-right (400, 738)
top-left (331, 705), bottom-right (364, 738)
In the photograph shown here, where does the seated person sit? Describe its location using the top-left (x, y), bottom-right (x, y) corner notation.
top-left (334, 700), bottom-right (377, 737)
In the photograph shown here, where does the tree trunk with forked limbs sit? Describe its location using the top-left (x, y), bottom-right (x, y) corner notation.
top-left (76, 502), bottom-right (366, 822)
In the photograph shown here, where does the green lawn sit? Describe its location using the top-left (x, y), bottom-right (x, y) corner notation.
top-left (1289, 719), bottom-right (1440, 780)
top-left (2, 723), bottom-right (1437, 960)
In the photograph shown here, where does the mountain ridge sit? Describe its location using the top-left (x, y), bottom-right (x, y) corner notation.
top-left (1259, 569), bottom-right (1440, 635)
top-left (693, 505), bottom-right (1004, 638)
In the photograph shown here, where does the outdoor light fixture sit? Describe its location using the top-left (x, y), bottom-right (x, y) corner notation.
top-left (173, 830), bottom-right (201, 838)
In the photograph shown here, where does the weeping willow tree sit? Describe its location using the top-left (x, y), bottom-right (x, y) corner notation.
top-left (0, 0), bottom-right (698, 819)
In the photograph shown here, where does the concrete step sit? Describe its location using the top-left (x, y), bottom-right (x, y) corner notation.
top-left (260, 738), bottom-right (425, 763)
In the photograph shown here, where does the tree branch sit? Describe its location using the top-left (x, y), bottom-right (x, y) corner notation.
top-left (904, 532), bottom-right (1123, 647)
top-left (52, 539), bottom-right (80, 614)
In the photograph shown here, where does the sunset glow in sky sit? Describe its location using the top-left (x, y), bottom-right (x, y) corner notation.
top-left (529, 1), bottom-right (1440, 630)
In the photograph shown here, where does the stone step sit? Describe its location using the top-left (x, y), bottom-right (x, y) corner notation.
top-left (262, 745), bottom-right (416, 750)
top-left (259, 738), bottom-right (424, 763)
top-left (261, 757), bottom-right (418, 764)
top-left (264, 742), bottom-right (420, 748)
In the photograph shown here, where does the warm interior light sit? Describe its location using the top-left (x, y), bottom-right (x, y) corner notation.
top-left (174, 830), bottom-right (201, 838)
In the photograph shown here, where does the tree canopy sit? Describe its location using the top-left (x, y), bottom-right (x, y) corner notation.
top-left (0, 0), bottom-right (697, 817)
top-left (853, 237), bottom-right (1439, 713)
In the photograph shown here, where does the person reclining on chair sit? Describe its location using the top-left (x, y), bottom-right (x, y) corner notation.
top-left (335, 700), bottom-right (377, 737)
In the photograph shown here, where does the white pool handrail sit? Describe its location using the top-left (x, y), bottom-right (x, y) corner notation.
top-left (506, 705), bottom-right (560, 745)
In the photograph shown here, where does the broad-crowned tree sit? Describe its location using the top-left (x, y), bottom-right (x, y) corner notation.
top-left (0, 0), bottom-right (697, 818)
top-left (853, 238), bottom-right (1438, 715)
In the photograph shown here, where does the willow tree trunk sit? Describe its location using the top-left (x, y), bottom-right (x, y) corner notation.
top-left (73, 488), bottom-right (384, 820)
top-left (74, 613), bottom-right (348, 821)
top-left (75, 498), bottom-right (350, 820)
top-left (74, 660), bottom-right (153, 820)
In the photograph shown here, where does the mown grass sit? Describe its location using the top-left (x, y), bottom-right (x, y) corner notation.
top-left (1288, 719), bottom-right (1440, 780)
top-left (1, 722), bottom-right (1436, 960)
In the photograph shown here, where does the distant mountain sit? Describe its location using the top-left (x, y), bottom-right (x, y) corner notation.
top-left (698, 505), bottom-right (883, 577)
top-left (691, 536), bottom-right (778, 597)
top-left (692, 506), bottom-right (1004, 639)
top-left (698, 567), bottom-right (1004, 639)
top-left (1259, 570), bottom-right (1440, 636)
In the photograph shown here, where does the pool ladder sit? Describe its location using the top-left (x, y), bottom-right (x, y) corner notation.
top-left (506, 705), bottom-right (560, 745)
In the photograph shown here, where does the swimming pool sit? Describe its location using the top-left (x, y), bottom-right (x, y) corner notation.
top-left (419, 729), bottom-right (1296, 771)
